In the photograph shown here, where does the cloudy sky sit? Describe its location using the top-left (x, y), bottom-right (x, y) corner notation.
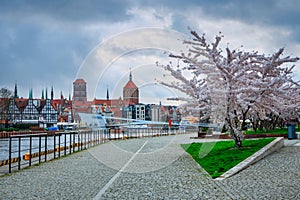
top-left (1, 0), bottom-right (299, 104)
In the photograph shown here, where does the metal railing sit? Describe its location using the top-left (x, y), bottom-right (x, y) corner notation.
top-left (0, 129), bottom-right (109, 174)
top-left (0, 126), bottom-right (185, 174)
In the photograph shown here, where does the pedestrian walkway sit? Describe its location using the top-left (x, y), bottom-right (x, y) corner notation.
top-left (284, 139), bottom-right (300, 147)
top-left (0, 134), bottom-right (299, 199)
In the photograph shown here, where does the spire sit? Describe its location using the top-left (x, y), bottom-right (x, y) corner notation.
top-left (41, 89), bottom-right (44, 99)
top-left (69, 93), bottom-right (71, 101)
top-left (61, 91), bottom-right (64, 99)
top-left (106, 88), bottom-right (109, 100)
top-left (129, 69), bottom-right (132, 81)
top-left (45, 88), bottom-right (48, 99)
top-left (14, 82), bottom-right (18, 98)
top-left (29, 88), bottom-right (33, 99)
top-left (51, 85), bottom-right (54, 100)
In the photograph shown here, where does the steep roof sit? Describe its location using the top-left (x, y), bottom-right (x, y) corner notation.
top-left (15, 98), bottom-right (29, 112)
top-left (124, 70), bottom-right (138, 89)
top-left (123, 81), bottom-right (138, 89)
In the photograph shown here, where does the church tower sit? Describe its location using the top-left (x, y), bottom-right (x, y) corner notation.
top-left (123, 71), bottom-right (139, 105)
top-left (73, 79), bottom-right (87, 102)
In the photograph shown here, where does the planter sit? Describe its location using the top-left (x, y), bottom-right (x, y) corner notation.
top-left (198, 132), bottom-right (207, 138)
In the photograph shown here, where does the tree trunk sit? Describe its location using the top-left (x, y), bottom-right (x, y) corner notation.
top-left (5, 118), bottom-right (10, 128)
top-left (232, 133), bottom-right (242, 148)
top-left (226, 118), bottom-right (243, 148)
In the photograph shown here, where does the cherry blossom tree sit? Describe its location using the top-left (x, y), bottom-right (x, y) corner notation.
top-left (158, 30), bottom-right (299, 148)
top-left (156, 60), bottom-right (212, 122)
top-left (0, 88), bottom-right (13, 128)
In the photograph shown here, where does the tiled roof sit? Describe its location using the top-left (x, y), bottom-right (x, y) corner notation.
top-left (91, 98), bottom-right (124, 107)
top-left (92, 99), bottom-right (111, 106)
top-left (51, 99), bottom-right (61, 110)
top-left (15, 98), bottom-right (28, 112)
top-left (73, 79), bottom-right (86, 84)
top-left (123, 81), bottom-right (138, 89)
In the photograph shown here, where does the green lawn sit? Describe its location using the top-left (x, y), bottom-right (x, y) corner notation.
top-left (245, 128), bottom-right (287, 135)
top-left (245, 126), bottom-right (300, 135)
top-left (181, 138), bottom-right (275, 178)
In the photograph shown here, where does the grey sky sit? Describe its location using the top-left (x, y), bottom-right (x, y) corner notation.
top-left (0, 0), bottom-right (299, 104)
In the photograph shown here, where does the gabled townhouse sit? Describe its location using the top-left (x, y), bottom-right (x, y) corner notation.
top-left (39, 99), bottom-right (58, 127)
top-left (6, 96), bottom-right (58, 128)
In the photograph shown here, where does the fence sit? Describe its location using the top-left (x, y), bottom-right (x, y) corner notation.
top-left (0, 129), bottom-right (108, 174)
top-left (107, 126), bottom-right (182, 139)
top-left (0, 126), bottom-right (184, 174)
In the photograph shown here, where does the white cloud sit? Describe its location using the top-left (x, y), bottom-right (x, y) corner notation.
top-left (76, 28), bottom-right (187, 100)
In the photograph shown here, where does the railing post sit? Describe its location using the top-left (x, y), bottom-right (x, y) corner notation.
top-left (64, 133), bottom-right (67, 156)
top-left (18, 137), bottom-right (21, 170)
top-left (58, 133), bottom-right (61, 158)
top-left (89, 131), bottom-right (91, 147)
top-left (80, 131), bottom-right (82, 150)
top-left (73, 133), bottom-right (75, 152)
top-left (86, 132), bottom-right (88, 148)
top-left (69, 133), bottom-right (72, 154)
top-left (53, 133), bottom-right (56, 159)
top-left (94, 130), bottom-right (97, 145)
top-left (99, 130), bottom-right (101, 144)
top-left (39, 135), bottom-right (41, 164)
top-left (100, 129), bottom-right (103, 143)
top-left (9, 136), bottom-right (12, 173)
top-left (91, 130), bottom-right (94, 146)
top-left (94, 130), bottom-right (97, 144)
top-left (89, 131), bottom-right (91, 146)
top-left (45, 135), bottom-right (47, 162)
top-left (29, 135), bottom-right (32, 167)
top-left (84, 131), bottom-right (86, 148)
top-left (78, 132), bottom-right (81, 151)
top-left (97, 130), bottom-right (99, 144)
top-left (103, 129), bottom-right (105, 141)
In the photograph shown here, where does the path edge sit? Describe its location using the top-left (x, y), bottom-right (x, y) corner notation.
top-left (215, 137), bottom-right (284, 180)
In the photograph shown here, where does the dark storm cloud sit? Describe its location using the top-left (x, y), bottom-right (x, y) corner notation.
top-left (200, 0), bottom-right (300, 43)
top-left (0, 0), bottom-right (134, 97)
top-left (134, 0), bottom-right (300, 42)
top-left (0, 0), bottom-right (132, 23)
top-left (137, 0), bottom-right (299, 26)
top-left (199, 0), bottom-right (300, 26)
top-left (0, 0), bottom-right (299, 98)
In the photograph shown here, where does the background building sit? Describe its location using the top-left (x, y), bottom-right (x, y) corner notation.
top-left (73, 79), bottom-right (87, 102)
top-left (123, 71), bottom-right (139, 105)
top-left (0, 71), bottom-right (181, 128)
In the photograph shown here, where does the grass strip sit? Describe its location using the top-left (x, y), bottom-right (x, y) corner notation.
top-left (245, 127), bottom-right (300, 135)
top-left (181, 138), bottom-right (275, 178)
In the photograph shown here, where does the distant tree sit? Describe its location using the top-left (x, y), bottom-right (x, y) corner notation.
top-left (0, 88), bottom-right (13, 128)
top-left (158, 30), bottom-right (299, 148)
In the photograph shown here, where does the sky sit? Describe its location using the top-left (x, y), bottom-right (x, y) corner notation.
top-left (0, 0), bottom-right (299, 105)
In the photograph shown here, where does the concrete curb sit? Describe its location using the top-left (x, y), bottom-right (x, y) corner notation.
top-left (215, 137), bottom-right (284, 180)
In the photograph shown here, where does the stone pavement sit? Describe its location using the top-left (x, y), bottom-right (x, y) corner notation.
top-left (0, 133), bottom-right (299, 199)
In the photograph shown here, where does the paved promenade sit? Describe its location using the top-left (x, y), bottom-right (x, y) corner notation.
top-left (0, 133), bottom-right (299, 199)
